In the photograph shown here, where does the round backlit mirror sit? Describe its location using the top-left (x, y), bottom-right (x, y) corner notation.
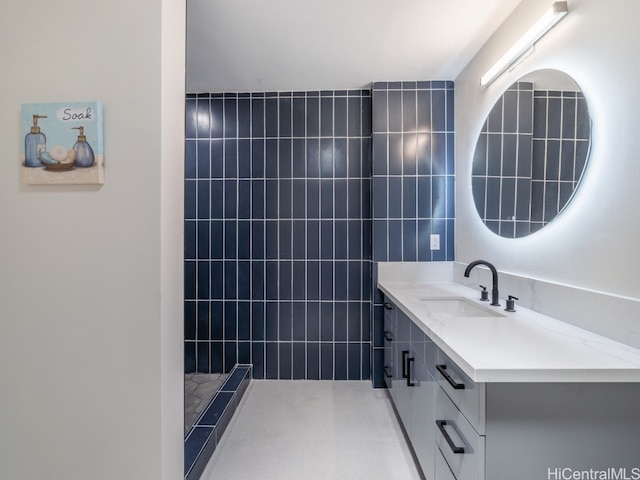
top-left (471, 69), bottom-right (591, 238)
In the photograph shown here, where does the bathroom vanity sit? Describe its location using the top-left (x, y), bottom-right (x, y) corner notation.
top-left (379, 267), bottom-right (640, 480)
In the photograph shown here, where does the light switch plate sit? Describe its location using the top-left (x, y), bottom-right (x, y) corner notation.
top-left (430, 234), bottom-right (440, 251)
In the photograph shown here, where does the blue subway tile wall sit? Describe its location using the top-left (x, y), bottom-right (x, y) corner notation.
top-left (371, 81), bottom-right (455, 263)
top-left (370, 81), bottom-right (455, 387)
top-left (185, 90), bottom-right (373, 380)
top-left (186, 83), bottom-right (455, 385)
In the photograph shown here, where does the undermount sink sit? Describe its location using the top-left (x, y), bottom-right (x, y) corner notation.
top-left (419, 297), bottom-right (504, 318)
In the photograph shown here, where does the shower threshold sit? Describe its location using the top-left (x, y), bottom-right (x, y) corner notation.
top-left (184, 364), bottom-right (252, 480)
top-left (185, 373), bottom-right (229, 434)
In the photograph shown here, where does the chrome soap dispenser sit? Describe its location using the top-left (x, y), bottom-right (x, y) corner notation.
top-left (24, 114), bottom-right (48, 167)
top-left (72, 126), bottom-right (95, 168)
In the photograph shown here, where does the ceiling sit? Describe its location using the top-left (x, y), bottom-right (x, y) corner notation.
top-left (186, 0), bottom-right (524, 93)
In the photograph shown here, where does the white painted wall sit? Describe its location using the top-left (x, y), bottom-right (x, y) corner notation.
top-left (0, 1), bottom-right (185, 479)
top-left (455, 0), bottom-right (640, 343)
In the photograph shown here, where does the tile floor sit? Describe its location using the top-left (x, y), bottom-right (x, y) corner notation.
top-left (184, 373), bottom-right (228, 434)
top-left (199, 380), bottom-right (424, 480)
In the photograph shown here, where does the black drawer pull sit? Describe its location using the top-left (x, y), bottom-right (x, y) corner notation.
top-left (406, 357), bottom-right (416, 387)
top-left (383, 302), bottom-right (393, 310)
top-left (402, 350), bottom-right (409, 378)
top-left (384, 366), bottom-right (393, 378)
top-left (383, 331), bottom-right (393, 341)
top-left (436, 420), bottom-right (465, 454)
top-left (436, 364), bottom-right (465, 390)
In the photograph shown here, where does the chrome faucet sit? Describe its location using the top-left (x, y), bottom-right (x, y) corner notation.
top-left (464, 260), bottom-right (500, 306)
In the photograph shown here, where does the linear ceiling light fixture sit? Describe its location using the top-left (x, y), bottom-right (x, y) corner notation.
top-left (480, 1), bottom-right (568, 86)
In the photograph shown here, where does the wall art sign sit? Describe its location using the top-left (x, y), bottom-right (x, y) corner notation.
top-left (21, 101), bottom-right (104, 185)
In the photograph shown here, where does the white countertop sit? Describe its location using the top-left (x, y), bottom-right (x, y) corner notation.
top-left (378, 280), bottom-right (640, 382)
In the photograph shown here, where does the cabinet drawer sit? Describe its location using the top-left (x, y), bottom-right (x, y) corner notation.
top-left (436, 350), bottom-right (485, 434)
top-left (435, 445), bottom-right (457, 480)
top-left (435, 387), bottom-right (485, 480)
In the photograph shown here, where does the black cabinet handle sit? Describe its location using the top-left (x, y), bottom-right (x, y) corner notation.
top-left (383, 331), bottom-right (393, 341)
top-left (384, 366), bottom-right (393, 378)
top-left (402, 350), bottom-right (409, 378)
top-left (436, 420), bottom-right (465, 454)
top-left (406, 357), bottom-right (416, 387)
top-left (384, 302), bottom-right (393, 310)
top-left (436, 364), bottom-right (465, 390)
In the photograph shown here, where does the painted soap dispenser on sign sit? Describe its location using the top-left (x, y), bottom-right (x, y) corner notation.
top-left (72, 126), bottom-right (95, 168)
top-left (24, 114), bottom-right (48, 167)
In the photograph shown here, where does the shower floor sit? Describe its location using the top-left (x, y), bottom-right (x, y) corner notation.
top-left (184, 373), bottom-right (228, 434)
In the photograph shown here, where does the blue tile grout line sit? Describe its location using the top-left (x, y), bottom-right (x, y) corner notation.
top-left (185, 364), bottom-right (252, 480)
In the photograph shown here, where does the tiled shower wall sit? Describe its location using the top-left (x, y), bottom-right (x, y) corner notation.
top-left (185, 82), bottom-right (455, 384)
top-left (370, 81), bottom-right (455, 387)
top-left (371, 81), bottom-right (455, 262)
top-left (185, 90), bottom-right (373, 379)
